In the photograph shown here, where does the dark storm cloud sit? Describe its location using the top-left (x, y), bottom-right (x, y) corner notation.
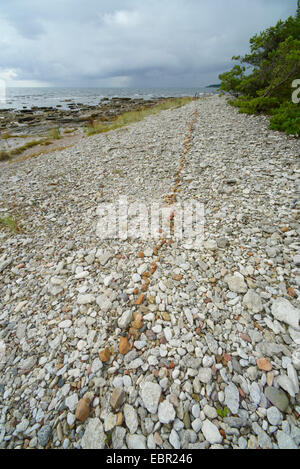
top-left (0, 0), bottom-right (298, 87)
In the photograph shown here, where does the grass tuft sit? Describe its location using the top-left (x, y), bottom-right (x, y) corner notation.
top-left (47, 127), bottom-right (61, 140)
top-left (0, 216), bottom-right (21, 233)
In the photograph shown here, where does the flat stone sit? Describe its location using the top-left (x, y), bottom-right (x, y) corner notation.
top-left (226, 273), bottom-right (248, 293)
top-left (58, 319), bottom-right (72, 329)
top-left (48, 276), bottom-right (66, 295)
top-left (264, 386), bottom-right (289, 412)
top-left (112, 427), bottom-right (126, 449)
top-left (77, 294), bottom-right (95, 305)
top-left (249, 382), bottom-right (261, 405)
top-left (158, 400), bottom-right (176, 424)
top-left (198, 368), bottom-right (212, 384)
top-left (252, 422), bottom-right (272, 449)
top-left (266, 407), bottom-right (282, 426)
top-left (18, 356), bottom-right (37, 371)
top-left (16, 419), bottom-right (29, 433)
top-left (287, 363), bottom-right (299, 394)
top-left (110, 387), bottom-right (125, 411)
top-left (276, 431), bottom-right (298, 449)
top-left (119, 336), bottom-right (130, 355)
top-left (140, 382), bottom-right (161, 414)
top-left (96, 250), bottom-right (113, 266)
top-left (277, 374), bottom-right (296, 398)
top-left (243, 290), bottom-right (263, 313)
top-left (271, 298), bottom-right (300, 331)
top-left (191, 418), bottom-right (202, 433)
top-left (118, 310), bottom-right (133, 329)
top-left (203, 404), bottom-right (218, 419)
top-left (204, 239), bottom-right (218, 250)
top-left (124, 404), bottom-right (138, 434)
top-left (65, 393), bottom-right (78, 412)
top-left (257, 357), bottom-right (272, 371)
top-left (104, 413), bottom-right (117, 432)
top-left (75, 398), bottom-right (90, 422)
top-left (169, 429), bottom-right (181, 449)
top-left (81, 418), bottom-right (106, 449)
top-left (224, 383), bottom-right (240, 415)
top-left (201, 420), bottom-right (222, 445)
top-left (96, 294), bottom-right (112, 312)
top-left (37, 425), bottom-right (52, 447)
top-left (126, 434), bottom-right (147, 449)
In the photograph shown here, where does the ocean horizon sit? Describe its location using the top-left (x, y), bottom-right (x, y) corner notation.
top-left (1, 86), bottom-right (218, 110)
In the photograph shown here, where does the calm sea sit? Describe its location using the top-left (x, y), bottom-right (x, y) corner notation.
top-left (1, 87), bottom-right (217, 110)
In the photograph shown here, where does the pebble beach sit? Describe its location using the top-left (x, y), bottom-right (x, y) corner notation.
top-left (0, 94), bottom-right (300, 449)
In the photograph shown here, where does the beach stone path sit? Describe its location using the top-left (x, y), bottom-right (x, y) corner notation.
top-left (0, 95), bottom-right (299, 449)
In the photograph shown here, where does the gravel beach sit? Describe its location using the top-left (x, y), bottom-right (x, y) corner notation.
top-left (0, 94), bottom-right (299, 449)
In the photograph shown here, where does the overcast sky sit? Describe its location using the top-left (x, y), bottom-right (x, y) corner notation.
top-left (0, 0), bottom-right (298, 88)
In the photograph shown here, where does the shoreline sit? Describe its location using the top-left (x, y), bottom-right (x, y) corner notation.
top-left (0, 95), bottom-right (214, 163)
top-left (0, 95), bottom-right (299, 450)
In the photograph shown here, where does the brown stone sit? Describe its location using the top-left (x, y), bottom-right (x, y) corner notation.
top-left (287, 287), bottom-right (296, 298)
top-left (131, 313), bottom-right (143, 329)
top-left (257, 357), bottom-right (272, 371)
top-left (172, 274), bottom-right (183, 281)
top-left (241, 333), bottom-right (252, 343)
top-left (75, 398), bottom-right (90, 422)
top-left (135, 294), bottom-right (145, 305)
top-left (223, 353), bottom-right (232, 362)
top-left (154, 432), bottom-right (163, 446)
top-left (99, 348), bottom-right (111, 363)
top-left (110, 387), bottom-right (125, 411)
top-left (161, 312), bottom-right (170, 321)
top-left (116, 412), bottom-right (123, 426)
top-left (119, 336), bottom-right (130, 355)
top-left (128, 327), bottom-right (140, 338)
top-left (137, 252), bottom-right (144, 258)
top-left (203, 298), bottom-right (212, 304)
top-left (266, 371), bottom-right (274, 386)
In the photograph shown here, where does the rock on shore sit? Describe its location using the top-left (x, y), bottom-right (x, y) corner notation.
top-left (0, 95), bottom-right (299, 449)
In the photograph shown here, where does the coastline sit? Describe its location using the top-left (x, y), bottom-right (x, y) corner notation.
top-left (0, 94), bottom-right (215, 163)
top-left (0, 95), bottom-right (299, 450)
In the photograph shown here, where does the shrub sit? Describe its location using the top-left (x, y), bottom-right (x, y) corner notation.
top-left (269, 102), bottom-right (300, 135)
top-left (231, 96), bottom-right (281, 115)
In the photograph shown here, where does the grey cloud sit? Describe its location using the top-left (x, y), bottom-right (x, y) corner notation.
top-left (0, 0), bottom-right (298, 87)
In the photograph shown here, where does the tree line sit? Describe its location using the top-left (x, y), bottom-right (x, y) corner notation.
top-left (219, 1), bottom-right (300, 136)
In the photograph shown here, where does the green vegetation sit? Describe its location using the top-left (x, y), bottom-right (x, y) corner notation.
top-left (9, 139), bottom-right (47, 155)
top-left (216, 407), bottom-right (230, 419)
top-left (0, 216), bottom-right (21, 233)
top-left (219, 2), bottom-right (300, 136)
top-left (86, 97), bottom-right (195, 136)
top-left (0, 131), bottom-right (62, 161)
top-left (0, 139), bottom-right (47, 161)
top-left (47, 127), bottom-right (61, 140)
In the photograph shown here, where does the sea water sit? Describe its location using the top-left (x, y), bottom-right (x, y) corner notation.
top-left (1, 87), bottom-right (217, 110)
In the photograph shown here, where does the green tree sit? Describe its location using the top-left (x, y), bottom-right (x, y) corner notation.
top-left (219, 4), bottom-right (300, 136)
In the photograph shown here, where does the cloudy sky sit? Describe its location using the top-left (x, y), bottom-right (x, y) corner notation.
top-left (0, 0), bottom-right (298, 88)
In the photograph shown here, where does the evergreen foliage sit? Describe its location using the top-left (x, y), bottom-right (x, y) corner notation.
top-left (219, 3), bottom-right (300, 136)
